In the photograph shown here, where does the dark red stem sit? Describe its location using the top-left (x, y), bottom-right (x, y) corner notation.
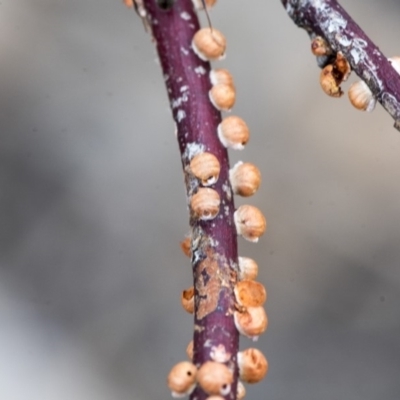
top-left (281, 0), bottom-right (400, 131)
top-left (141, 1), bottom-right (239, 399)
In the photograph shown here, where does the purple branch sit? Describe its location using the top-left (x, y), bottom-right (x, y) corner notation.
top-left (141, 0), bottom-right (239, 399)
top-left (281, 0), bottom-right (400, 131)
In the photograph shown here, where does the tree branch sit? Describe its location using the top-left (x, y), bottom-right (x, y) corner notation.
top-left (141, 0), bottom-right (239, 399)
top-left (281, 0), bottom-right (400, 131)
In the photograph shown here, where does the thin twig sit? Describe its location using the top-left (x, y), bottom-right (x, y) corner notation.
top-left (141, 1), bottom-right (239, 399)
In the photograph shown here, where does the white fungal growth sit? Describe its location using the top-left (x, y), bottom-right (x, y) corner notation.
top-left (285, 3), bottom-right (293, 15)
top-left (180, 85), bottom-right (189, 92)
top-left (349, 39), bottom-right (368, 66)
top-left (172, 94), bottom-right (189, 109)
top-left (382, 92), bottom-right (400, 116)
top-left (336, 33), bottom-right (352, 47)
top-left (180, 11), bottom-right (191, 20)
top-left (350, 47), bottom-right (363, 65)
top-left (209, 236), bottom-right (219, 248)
top-left (180, 46), bottom-right (189, 56)
top-left (194, 65), bottom-right (207, 75)
top-left (372, 48), bottom-right (380, 56)
top-left (172, 98), bottom-right (180, 108)
top-left (327, 11), bottom-right (347, 33)
top-left (311, 0), bottom-right (328, 12)
top-left (184, 142), bottom-right (206, 161)
top-left (210, 345), bottom-right (231, 363)
top-left (177, 110), bottom-right (186, 122)
top-left (353, 38), bottom-right (368, 48)
top-left (314, 2), bottom-right (346, 34)
top-left (222, 182), bottom-right (232, 201)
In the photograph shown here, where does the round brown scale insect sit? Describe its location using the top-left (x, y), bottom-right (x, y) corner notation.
top-left (197, 361), bottom-right (233, 396)
top-left (320, 64), bottom-right (343, 98)
top-left (210, 68), bottom-right (235, 87)
top-left (167, 361), bottom-right (197, 397)
top-left (238, 348), bottom-right (269, 384)
top-left (190, 152), bottom-right (220, 186)
top-left (230, 161), bottom-right (261, 197)
top-left (192, 27), bottom-right (226, 61)
top-left (311, 36), bottom-right (331, 56)
top-left (181, 286), bottom-right (195, 314)
top-left (234, 205), bottom-right (267, 242)
top-left (234, 306), bottom-right (268, 340)
top-left (190, 188), bottom-right (220, 220)
top-left (348, 80), bottom-right (376, 112)
top-left (209, 83), bottom-right (236, 111)
top-left (234, 280), bottom-right (267, 307)
top-left (217, 116), bottom-right (250, 150)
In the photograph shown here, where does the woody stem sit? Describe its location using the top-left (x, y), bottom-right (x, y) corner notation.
top-left (141, 0), bottom-right (240, 399)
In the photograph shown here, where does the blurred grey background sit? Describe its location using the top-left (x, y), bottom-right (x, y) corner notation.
top-left (1, 0), bottom-right (400, 399)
